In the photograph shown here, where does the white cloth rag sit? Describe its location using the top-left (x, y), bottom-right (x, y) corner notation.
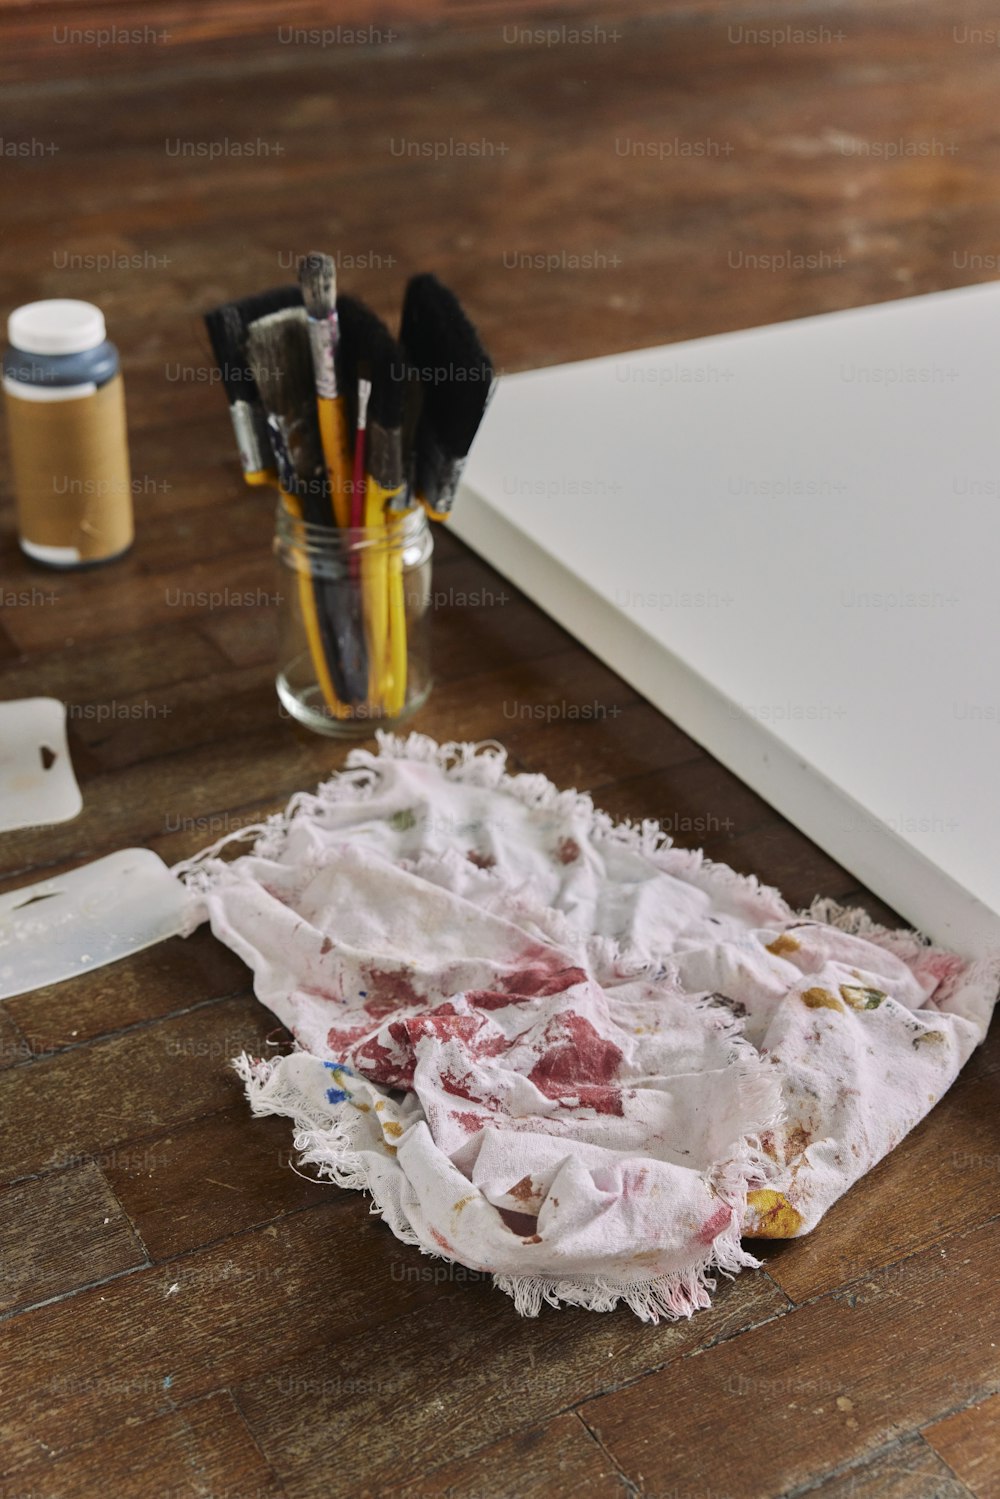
top-left (176, 734), bottom-right (999, 1321)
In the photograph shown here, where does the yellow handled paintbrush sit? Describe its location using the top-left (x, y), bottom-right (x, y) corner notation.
top-left (247, 307), bottom-right (369, 714)
top-left (362, 331), bottom-right (409, 712)
top-left (298, 253), bottom-right (353, 529)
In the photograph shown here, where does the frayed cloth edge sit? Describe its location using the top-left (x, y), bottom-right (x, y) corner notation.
top-left (233, 1049), bottom-right (776, 1323)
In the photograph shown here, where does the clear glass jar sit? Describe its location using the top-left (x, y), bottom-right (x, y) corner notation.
top-left (274, 496), bottom-right (433, 736)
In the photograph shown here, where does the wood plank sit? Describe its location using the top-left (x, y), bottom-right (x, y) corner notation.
top-left (580, 1217), bottom-right (1000, 1499)
top-left (0, 993), bottom-right (274, 1184)
top-left (715, 821), bottom-right (859, 911)
top-left (804, 1434), bottom-right (974, 1498)
top-left (593, 757), bottom-right (779, 854)
top-left (0, 1390), bottom-right (286, 1499)
top-left (0, 1199), bottom-right (462, 1475)
top-left (392, 1412), bottom-right (629, 1499)
top-left (104, 1105), bottom-right (331, 1261)
top-left (0, 1007), bottom-right (30, 1070)
top-left (233, 1267), bottom-right (788, 1495)
top-left (0, 1161), bottom-right (146, 1315)
top-left (0, 620), bottom-right (226, 716)
top-left (0, 725), bottom-right (350, 885)
top-left (758, 1025), bottom-right (1000, 1303)
top-left (924, 1393), bottom-right (1000, 1499)
top-left (1, 550), bottom-right (278, 652)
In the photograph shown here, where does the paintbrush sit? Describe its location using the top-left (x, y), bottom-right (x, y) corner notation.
top-left (366, 329), bottom-right (410, 713)
top-left (246, 306), bottom-right (368, 708)
top-left (203, 285), bottom-right (302, 486)
top-left (333, 295), bottom-right (407, 706)
top-left (399, 273), bottom-right (495, 518)
top-left (297, 252), bottom-right (353, 528)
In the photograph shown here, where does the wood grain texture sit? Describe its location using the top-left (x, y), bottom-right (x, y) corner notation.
top-left (0, 1161), bottom-right (146, 1315)
top-left (582, 1217), bottom-right (1000, 1499)
top-left (924, 1394), bottom-right (1000, 1499)
top-left (0, 1390), bottom-right (286, 1499)
top-left (391, 1412), bottom-right (631, 1499)
top-left (0, 995), bottom-right (271, 1184)
top-left (233, 1268), bottom-right (788, 1496)
top-left (0, 1), bottom-right (998, 1495)
top-left (0, 1200), bottom-right (452, 1475)
top-left (103, 1105), bottom-right (331, 1260)
top-left (805, 1434), bottom-right (975, 1498)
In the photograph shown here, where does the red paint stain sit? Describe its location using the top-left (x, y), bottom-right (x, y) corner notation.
top-left (621, 1167), bottom-right (648, 1200)
top-left (695, 1204), bottom-right (733, 1246)
top-left (498, 1207), bottom-right (538, 1236)
top-left (556, 837), bottom-right (581, 865)
top-left (350, 1032), bottom-right (414, 1090)
top-left (440, 1068), bottom-right (480, 1104)
top-left (326, 1019), bottom-right (385, 1051)
top-left (528, 1012), bottom-right (624, 1116)
top-left (466, 849), bottom-right (496, 870)
top-left (319, 937), bottom-right (333, 955)
top-left (499, 962), bottom-right (589, 999)
top-left (449, 1109), bottom-right (487, 1134)
top-left (464, 989), bottom-right (522, 1011)
top-left (363, 965), bottom-right (424, 1018)
top-left (430, 1229), bottom-right (454, 1253)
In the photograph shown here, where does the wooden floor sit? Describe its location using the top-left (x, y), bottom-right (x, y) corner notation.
top-left (2, 2), bottom-right (999, 1495)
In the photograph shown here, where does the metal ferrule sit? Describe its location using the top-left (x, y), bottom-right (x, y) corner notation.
top-left (230, 401), bottom-right (271, 477)
top-left (418, 437), bottom-right (464, 516)
top-left (307, 316), bottom-right (338, 401)
top-left (367, 420), bottom-right (404, 494)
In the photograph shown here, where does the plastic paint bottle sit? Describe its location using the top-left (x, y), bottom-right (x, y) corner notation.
top-left (2, 299), bottom-right (134, 567)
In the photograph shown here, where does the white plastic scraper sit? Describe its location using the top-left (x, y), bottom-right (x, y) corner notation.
top-left (0, 849), bottom-right (191, 1000)
top-left (0, 697), bottom-right (82, 832)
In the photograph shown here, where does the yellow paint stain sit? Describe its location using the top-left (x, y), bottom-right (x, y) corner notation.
top-left (840, 984), bottom-right (886, 1010)
top-left (374, 1101), bottom-right (385, 1112)
top-left (802, 987), bottom-right (844, 1013)
top-left (452, 1195), bottom-right (475, 1215)
top-left (914, 1030), bottom-right (945, 1047)
top-left (746, 1188), bottom-right (805, 1239)
top-left (767, 933), bottom-right (801, 957)
top-left (383, 1121), bottom-right (404, 1139)
top-left (354, 1102), bottom-right (370, 1113)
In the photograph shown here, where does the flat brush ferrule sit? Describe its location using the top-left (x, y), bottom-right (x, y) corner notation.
top-left (230, 400), bottom-right (271, 477)
top-left (367, 421), bottom-right (404, 495)
top-left (307, 315), bottom-right (339, 401)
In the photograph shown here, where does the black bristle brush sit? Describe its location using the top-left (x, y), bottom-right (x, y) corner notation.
top-left (399, 273), bottom-right (495, 518)
top-left (203, 285), bottom-right (302, 485)
top-left (245, 306), bottom-right (368, 708)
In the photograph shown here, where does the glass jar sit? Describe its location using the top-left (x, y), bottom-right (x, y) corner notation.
top-left (274, 496), bottom-right (433, 736)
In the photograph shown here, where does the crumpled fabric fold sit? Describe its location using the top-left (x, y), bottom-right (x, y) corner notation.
top-left (175, 733), bottom-right (999, 1321)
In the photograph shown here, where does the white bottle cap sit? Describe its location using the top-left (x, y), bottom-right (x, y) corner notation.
top-left (8, 300), bottom-right (106, 356)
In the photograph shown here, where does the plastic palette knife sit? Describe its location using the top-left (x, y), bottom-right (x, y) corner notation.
top-left (0, 697), bottom-right (82, 832)
top-left (0, 849), bottom-right (191, 1001)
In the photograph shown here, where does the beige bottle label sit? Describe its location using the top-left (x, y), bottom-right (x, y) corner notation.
top-left (4, 373), bottom-right (134, 564)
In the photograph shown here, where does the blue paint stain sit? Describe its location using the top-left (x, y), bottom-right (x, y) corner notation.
top-left (163, 1375), bottom-right (173, 1390)
top-left (326, 1086), bottom-right (348, 1104)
